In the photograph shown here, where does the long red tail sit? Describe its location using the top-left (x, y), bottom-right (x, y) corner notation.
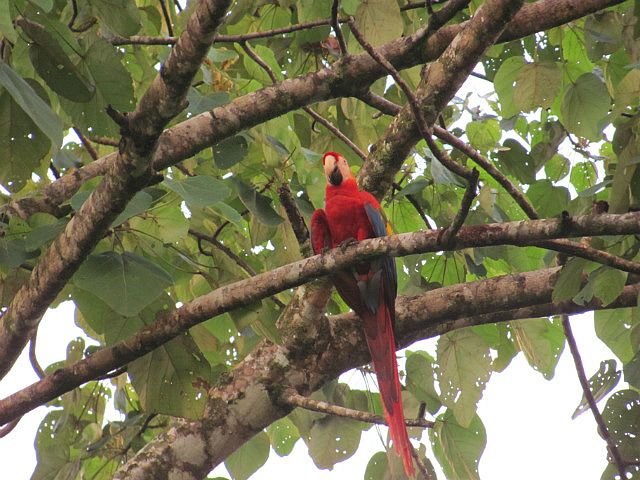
top-left (363, 302), bottom-right (415, 478)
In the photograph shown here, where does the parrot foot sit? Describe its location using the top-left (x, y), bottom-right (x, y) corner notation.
top-left (338, 238), bottom-right (358, 252)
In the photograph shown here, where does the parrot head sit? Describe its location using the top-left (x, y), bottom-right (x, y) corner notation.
top-left (322, 151), bottom-right (353, 186)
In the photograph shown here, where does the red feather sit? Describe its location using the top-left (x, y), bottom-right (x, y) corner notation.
top-left (311, 156), bottom-right (415, 477)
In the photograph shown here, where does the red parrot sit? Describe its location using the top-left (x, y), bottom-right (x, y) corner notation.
top-left (311, 152), bottom-right (415, 477)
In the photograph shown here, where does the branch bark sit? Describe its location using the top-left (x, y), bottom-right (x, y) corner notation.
top-left (1, 211), bottom-right (640, 426)
top-left (0, 0), bottom-right (232, 380)
top-left (2, 0), bottom-right (622, 219)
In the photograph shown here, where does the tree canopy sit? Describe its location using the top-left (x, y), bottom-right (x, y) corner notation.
top-left (0, 0), bottom-right (639, 479)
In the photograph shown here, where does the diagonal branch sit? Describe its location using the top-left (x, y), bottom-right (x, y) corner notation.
top-left (0, 0), bottom-right (233, 380)
top-left (2, 211), bottom-right (640, 426)
top-left (3, 0), bottom-right (622, 221)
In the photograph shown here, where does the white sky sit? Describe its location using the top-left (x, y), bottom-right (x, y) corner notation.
top-left (0, 304), bottom-right (616, 479)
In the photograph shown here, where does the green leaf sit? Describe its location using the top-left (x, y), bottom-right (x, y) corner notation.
top-left (602, 390), bottom-right (640, 463)
top-left (584, 12), bottom-right (623, 61)
top-left (60, 38), bottom-right (135, 136)
top-left (213, 135), bottom-right (249, 169)
top-left (429, 411), bottom-right (486, 480)
top-left (494, 56), bottom-right (525, 118)
top-left (24, 217), bottom-right (67, 252)
top-left (130, 200), bottom-right (190, 243)
top-left (592, 267), bottom-right (627, 307)
top-left (0, 63), bottom-right (63, 149)
top-left (307, 416), bottom-right (362, 469)
top-left (73, 252), bottom-right (173, 316)
top-left (612, 69), bottom-right (640, 118)
top-left (405, 351), bottom-right (441, 414)
top-left (355, 0), bottom-right (403, 47)
top-left (20, 19), bottom-right (95, 103)
top-left (0, 1), bottom-right (16, 43)
top-left (514, 62), bottom-right (562, 111)
top-left (511, 318), bottom-right (565, 379)
top-left (572, 359), bottom-right (621, 419)
top-left (267, 417), bottom-right (300, 457)
top-left (164, 176), bottom-right (231, 208)
top-left (552, 257), bottom-right (588, 303)
top-left (466, 119), bottom-right (501, 152)
top-left (437, 330), bottom-right (492, 427)
top-left (394, 177), bottom-right (430, 199)
top-left (0, 83), bottom-right (51, 191)
top-left (544, 154), bottom-right (570, 181)
top-left (526, 180), bottom-right (570, 218)
top-left (87, 0), bottom-right (141, 36)
top-left (561, 73), bottom-right (611, 140)
top-left (365, 451), bottom-right (388, 480)
top-left (570, 162), bottom-right (597, 193)
top-left (496, 138), bottom-right (535, 184)
top-left (74, 291), bottom-right (211, 418)
top-left (234, 179), bottom-right (284, 226)
top-left (186, 88), bottom-right (228, 117)
top-left (111, 191), bottom-right (153, 227)
top-left (595, 308), bottom-right (638, 364)
top-left (624, 351), bottom-right (640, 389)
top-left (0, 238), bottom-right (28, 268)
top-left (225, 431), bottom-right (270, 480)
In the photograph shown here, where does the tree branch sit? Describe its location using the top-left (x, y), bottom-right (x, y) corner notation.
top-left (2, 211), bottom-right (640, 426)
top-left (0, 0), bottom-right (233, 380)
top-left (3, 0), bottom-right (621, 221)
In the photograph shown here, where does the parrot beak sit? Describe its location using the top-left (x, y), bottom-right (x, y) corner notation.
top-left (328, 165), bottom-right (343, 185)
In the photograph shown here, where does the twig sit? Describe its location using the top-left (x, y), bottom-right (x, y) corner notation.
top-left (347, 18), bottom-right (474, 182)
top-left (440, 168), bottom-right (479, 245)
top-left (426, 0), bottom-right (471, 33)
top-left (0, 418), bottom-right (20, 438)
top-left (28, 329), bottom-right (45, 379)
top-left (241, 40), bottom-right (367, 162)
top-left (331, 0), bottom-right (347, 55)
top-left (411, 446), bottom-right (434, 480)
top-left (87, 135), bottom-right (120, 147)
top-left (304, 107), bottom-right (367, 161)
top-left (277, 184), bottom-right (310, 248)
top-left (73, 127), bottom-right (99, 161)
top-left (110, 18), bottom-right (349, 46)
top-left (158, 0), bottom-right (174, 37)
top-left (95, 366), bottom-right (127, 381)
top-left (123, 413), bottom-right (158, 454)
top-left (280, 388), bottom-right (434, 428)
top-left (561, 315), bottom-right (627, 477)
top-left (68, 0), bottom-right (97, 32)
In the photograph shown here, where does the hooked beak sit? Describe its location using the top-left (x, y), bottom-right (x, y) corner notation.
top-left (328, 166), bottom-right (343, 186)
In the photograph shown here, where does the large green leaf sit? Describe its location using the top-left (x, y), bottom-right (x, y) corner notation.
top-left (307, 416), bottom-right (362, 469)
top-left (0, 62), bottom-right (63, 151)
top-left (511, 318), bottom-right (565, 379)
top-left (437, 329), bottom-right (492, 427)
top-left (20, 18), bottom-right (95, 102)
top-left (87, 0), bottom-right (141, 36)
top-left (405, 350), bottom-right (441, 414)
top-left (552, 257), bottom-right (589, 303)
top-left (0, 81), bottom-right (52, 191)
top-left (73, 251), bottom-right (173, 316)
top-left (496, 138), bottom-right (535, 184)
top-left (514, 62), bottom-right (562, 111)
top-left (574, 266), bottom-right (627, 307)
top-left (429, 410), bottom-right (486, 480)
top-left (233, 179), bottom-right (284, 227)
top-left (0, 1), bottom-right (16, 43)
top-left (493, 56), bottom-right (525, 118)
top-left (602, 390), bottom-right (640, 464)
top-left (355, 0), bottom-right (403, 47)
top-left (466, 119), bottom-right (501, 152)
top-left (213, 135), bottom-right (249, 169)
top-left (74, 291), bottom-right (211, 418)
top-left (225, 431), bottom-right (270, 480)
top-left (267, 417), bottom-right (300, 457)
top-left (595, 308), bottom-right (637, 364)
top-left (525, 180), bottom-right (570, 217)
top-left (164, 176), bottom-right (231, 207)
top-left (60, 38), bottom-right (135, 136)
top-left (572, 359), bottom-right (621, 419)
top-left (560, 72), bottom-right (611, 140)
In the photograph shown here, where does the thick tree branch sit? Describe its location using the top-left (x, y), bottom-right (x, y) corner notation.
top-left (0, 0), bottom-right (232, 380)
top-left (2, 0), bottom-right (621, 221)
top-left (2, 211), bottom-right (640, 426)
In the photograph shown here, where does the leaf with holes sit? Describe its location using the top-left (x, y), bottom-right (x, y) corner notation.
top-left (572, 359), bottom-right (621, 419)
top-left (164, 176), bottom-right (231, 208)
top-left (511, 317), bottom-right (565, 379)
top-left (437, 329), bottom-right (492, 427)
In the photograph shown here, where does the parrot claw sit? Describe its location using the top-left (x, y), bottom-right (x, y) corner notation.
top-left (338, 238), bottom-right (358, 252)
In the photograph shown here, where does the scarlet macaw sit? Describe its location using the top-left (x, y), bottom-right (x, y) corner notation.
top-left (310, 152), bottom-right (415, 477)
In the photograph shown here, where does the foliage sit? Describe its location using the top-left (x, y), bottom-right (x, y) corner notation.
top-left (0, 0), bottom-right (639, 479)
